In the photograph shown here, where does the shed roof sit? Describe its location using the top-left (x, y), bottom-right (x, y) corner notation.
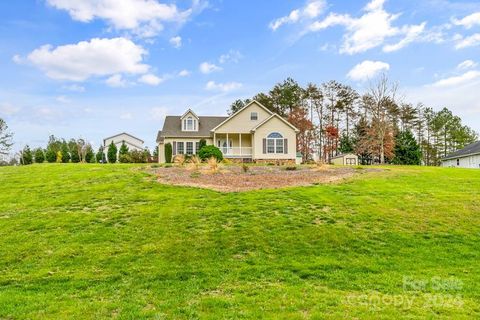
top-left (443, 141), bottom-right (480, 160)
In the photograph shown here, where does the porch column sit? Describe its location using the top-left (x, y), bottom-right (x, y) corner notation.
top-left (226, 133), bottom-right (229, 155)
top-left (213, 132), bottom-right (216, 147)
top-left (239, 133), bottom-right (242, 156)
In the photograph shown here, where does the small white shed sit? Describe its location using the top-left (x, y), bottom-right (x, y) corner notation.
top-left (330, 153), bottom-right (358, 166)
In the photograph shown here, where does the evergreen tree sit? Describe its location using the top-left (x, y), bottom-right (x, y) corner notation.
top-left (45, 149), bottom-right (56, 163)
top-left (164, 143), bottom-right (172, 163)
top-left (393, 130), bottom-right (422, 165)
top-left (61, 141), bottom-right (70, 163)
top-left (107, 142), bottom-right (117, 163)
top-left (69, 139), bottom-right (80, 163)
top-left (118, 142), bottom-right (130, 163)
top-left (21, 145), bottom-right (33, 165)
top-left (85, 145), bottom-right (94, 163)
top-left (338, 134), bottom-right (354, 154)
top-left (33, 148), bottom-right (45, 163)
top-left (96, 146), bottom-right (105, 163)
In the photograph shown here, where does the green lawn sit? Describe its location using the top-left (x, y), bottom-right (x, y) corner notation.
top-left (0, 164), bottom-right (479, 319)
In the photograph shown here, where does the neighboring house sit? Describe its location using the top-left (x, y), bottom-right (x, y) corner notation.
top-left (441, 141), bottom-right (480, 169)
top-left (103, 132), bottom-right (144, 160)
top-left (330, 153), bottom-right (358, 166)
top-left (156, 100), bottom-right (299, 163)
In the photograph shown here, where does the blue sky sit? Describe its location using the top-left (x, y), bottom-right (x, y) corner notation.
top-left (1, 0), bottom-right (480, 153)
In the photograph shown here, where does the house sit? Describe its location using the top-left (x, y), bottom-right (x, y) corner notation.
top-left (103, 132), bottom-right (144, 160)
top-left (156, 100), bottom-right (299, 163)
top-left (330, 153), bottom-right (358, 166)
top-left (441, 141), bottom-right (480, 169)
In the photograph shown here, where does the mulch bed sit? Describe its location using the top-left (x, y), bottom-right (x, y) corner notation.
top-left (149, 165), bottom-right (378, 192)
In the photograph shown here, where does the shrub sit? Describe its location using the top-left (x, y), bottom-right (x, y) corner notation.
top-left (107, 142), bottom-right (117, 163)
top-left (198, 145), bottom-right (223, 161)
top-left (199, 139), bottom-right (207, 150)
top-left (187, 155), bottom-right (201, 170)
top-left (242, 163), bottom-right (249, 173)
top-left (34, 148), bottom-right (45, 163)
top-left (130, 150), bottom-right (147, 163)
top-left (56, 151), bottom-right (62, 163)
top-left (61, 142), bottom-right (70, 163)
top-left (45, 149), bottom-right (56, 163)
top-left (164, 143), bottom-right (172, 163)
top-left (21, 145), bottom-right (33, 165)
top-left (96, 147), bottom-right (105, 163)
top-left (173, 154), bottom-right (186, 166)
top-left (119, 153), bottom-right (132, 163)
top-left (85, 146), bottom-right (95, 163)
top-left (285, 166), bottom-right (297, 171)
top-left (119, 142), bottom-right (129, 160)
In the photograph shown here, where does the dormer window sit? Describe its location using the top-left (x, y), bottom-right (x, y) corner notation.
top-left (182, 116), bottom-right (197, 131)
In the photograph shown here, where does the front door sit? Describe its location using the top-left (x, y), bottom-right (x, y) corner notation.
top-left (217, 139), bottom-right (232, 155)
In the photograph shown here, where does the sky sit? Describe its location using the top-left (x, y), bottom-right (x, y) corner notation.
top-left (1, 0), bottom-right (480, 153)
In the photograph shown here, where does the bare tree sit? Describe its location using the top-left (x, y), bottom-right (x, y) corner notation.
top-left (0, 118), bottom-right (13, 156)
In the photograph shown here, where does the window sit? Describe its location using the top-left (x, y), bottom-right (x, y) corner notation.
top-left (267, 132), bottom-right (284, 154)
top-left (182, 116), bottom-right (197, 131)
top-left (177, 142), bottom-right (184, 154)
top-left (195, 142), bottom-right (200, 154)
top-left (251, 112), bottom-right (258, 120)
top-left (186, 142), bottom-right (193, 155)
top-left (457, 159), bottom-right (460, 166)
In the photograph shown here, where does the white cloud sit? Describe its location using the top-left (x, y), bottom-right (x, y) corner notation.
top-left (457, 60), bottom-right (478, 70)
top-left (138, 73), bottom-right (163, 86)
top-left (452, 12), bottom-right (480, 29)
top-left (0, 103), bottom-right (20, 116)
top-left (56, 95), bottom-right (71, 103)
top-left (169, 36), bottom-right (182, 48)
top-left (307, 0), bottom-right (428, 54)
top-left (178, 69), bottom-right (190, 77)
top-left (150, 107), bottom-right (169, 120)
top-left (269, 0), bottom-right (326, 31)
top-left (454, 33), bottom-right (480, 49)
top-left (62, 84), bottom-right (85, 92)
top-left (46, 0), bottom-right (201, 38)
top-left (199, 62), bottom-right (222, 74)
top-left (219, 50), bottom-right (243, 64)
top-left (347, 60), bottom-right (390, 81)
top-left (430, 70), bottom-right (480, 87)
top-left (120, 112), bottom-right (132, 120)
top-left (25, 37), bottom-right (149, 81)
top-left (205, 81), bottom-right (242, 92)
top-left (106, 74), bottom-right (127, 87)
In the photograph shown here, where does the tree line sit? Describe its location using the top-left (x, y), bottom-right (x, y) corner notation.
top-left (229, 76), bottom-right (478, 165)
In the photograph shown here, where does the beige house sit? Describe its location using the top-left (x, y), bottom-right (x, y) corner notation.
top-left (330, 153), bottom-right (358, 166)
top-left (156, 100), bottom-right (299, 163)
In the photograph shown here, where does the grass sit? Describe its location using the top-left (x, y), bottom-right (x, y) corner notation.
top-left (0, 164), bottom-right (479, 319)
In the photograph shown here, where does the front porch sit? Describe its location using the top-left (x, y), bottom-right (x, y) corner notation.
top-left (213, 133), bottom-right (253, 158)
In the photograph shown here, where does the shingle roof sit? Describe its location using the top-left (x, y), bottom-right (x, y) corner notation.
top-left (443, 141), bottom-right (480, 160)
top-left (157, 116), bottom-right (228, 141)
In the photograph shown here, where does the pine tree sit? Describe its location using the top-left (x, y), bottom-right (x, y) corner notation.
top-left (33, 148), bottom-right (45, 163)
top-left (61, 141), bottom-right (70, 163)
top-left (45, 149), bottom-right (56, 163)
top-left (118, 142), bottom-right (130, 163)
top-left (21, 145), bottom-right (33, 165)
top-left (107, 142), bottom-right (117, 163)
top-left (96, 146), bottom-right (105, 163)
top-left (393, 131), bottom-right (422, 165)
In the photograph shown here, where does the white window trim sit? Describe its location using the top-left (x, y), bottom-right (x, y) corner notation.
top-left (251, 112), bottom-right (258, 121)
top-left (266, 132), bottom-right (284, 154)
top-left (182, 116), bottom-right (198, 132)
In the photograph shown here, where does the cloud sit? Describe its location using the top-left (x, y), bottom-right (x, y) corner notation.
top-left (347, 60), bottom-right (390, 81)
top-left (269, 0), bottom-right (327, 31)
top-left (454, 33), bottom-right (480, 49)
top-left (307, 0), bottom-right (428, 54)
top-left (219, 50), bottom-right (243, 64)
top-left (199, 62), bottom-right (222, 74)
top-left (25, 37), bottom-right (149, 81)
top-left (169, 36), bottom-right (182, 48)
top-left (150, 107), bottom-right (169, 120)
top-left (452, 12), bottom-right (480, 29)
top-left (0, 103), bottom-right (21, 116)
top-left (178, 69), bottom-right (190, 77)
top-left (106, 74), bottom-right (127, 87)
top-left (56, 95), bottom-right (71, 103)
top-left (430, 70), bottom-right (480, 87)
top-left (138, 73), bottom-right (163, 86)
top-left (46, 0), bottom-right (204, 38)
top-left (120, 112), bottom-right (132, 120)
top-left (205, 81), bottom-right (242, 92)
top-left (457, 60), bottom-right (478, 70)
top-left (62, 84), bottom-right (85, 92)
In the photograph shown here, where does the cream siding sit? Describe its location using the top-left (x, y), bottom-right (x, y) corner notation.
top-left (214, 102), bottom-right (271, 134)
top-left (252, 116), bottom-right (296, 160)
top-left (441, 154), bottom-right (480, 168)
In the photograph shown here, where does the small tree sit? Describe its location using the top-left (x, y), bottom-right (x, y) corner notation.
top-left (143, 148), bottom-right (151, 162)
top-left (164, 143), bottom-right (172, 163)
top-left (56, 151), bottom-right (62, 163)
top-left (33, 148), bottom-right (45, 163)
top-left (393, 130), bottom-right (422, 165)
top-left (61, 141), bottom-right (70, 163)
top-left (21, 145), bottom-right (33, 165)
top-left (69, 139), bottom-right (80, 163)
top-left (85, 145), bottom-right (95, 163)
top-left (45, 149), bottom-right (56, 163)
top-left (338, 134), bottom-right (354, 154)
top-left (118, 142), bottom-right (130, 163)
top-left (198, 145), bottom-right (223, 161)
top-left (107, 142), bottom-right (117, 163)
top-left (96, 146), bottom-right (105, 163)
top-left (0, 118), bottom-right (13, 156)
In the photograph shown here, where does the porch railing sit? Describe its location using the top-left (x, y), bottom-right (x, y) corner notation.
top-left (221, 147), bottom-right (252, 156)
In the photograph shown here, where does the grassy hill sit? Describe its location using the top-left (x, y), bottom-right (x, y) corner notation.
top-left (0, 164), bottom-right (479, 319)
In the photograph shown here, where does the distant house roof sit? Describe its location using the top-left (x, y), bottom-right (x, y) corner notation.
top-left (442, 141), bottom-right (480, 160)
top-left (103, 132), bottom-right (144, 144)
top-left (157, 116), bottom-right (228, 141)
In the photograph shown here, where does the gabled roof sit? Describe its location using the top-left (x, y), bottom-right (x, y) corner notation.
top-left (250, 114), bottom-right (299, 133)
top-left (180, 109), bottom-right (199, 120)
top-left (442, 141), bottom-right (480, 160)
top-left (158, 115), bottom-right (227, 140)
top-left (210, 100), bottom-right (274, 132)
top-left (103, 132), bottom-right (144, 144)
